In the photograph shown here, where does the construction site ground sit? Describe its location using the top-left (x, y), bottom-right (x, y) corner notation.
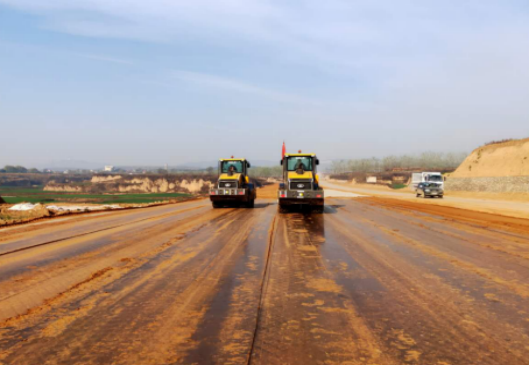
top-left (0, 185), bottom-right (527, 365)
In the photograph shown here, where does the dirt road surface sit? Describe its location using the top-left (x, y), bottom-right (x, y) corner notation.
top-left (322, 180), bottom-right (529, 219)
top-left (0, 195), bottom-right (527, 365)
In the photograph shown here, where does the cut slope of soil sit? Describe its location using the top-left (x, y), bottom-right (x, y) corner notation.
top-left (452, 138), bottom-right (529, 178)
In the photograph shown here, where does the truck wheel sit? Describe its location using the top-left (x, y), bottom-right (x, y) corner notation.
top-left (212, 202), bottom-right (220, 208)
top-left (247, 199), bottom-right (255, 208)
top-left (313, 205), bottom-right (324, 213)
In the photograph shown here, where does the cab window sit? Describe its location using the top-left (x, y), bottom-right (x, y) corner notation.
top-left (221, 161), bottom-right (243, 173)
top-left (286, 157), bottom-right (313, 171)
top-left (427, 175), bottom-right (442, 182)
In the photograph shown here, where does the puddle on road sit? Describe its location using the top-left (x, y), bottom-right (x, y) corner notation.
top-left (316, 207), bottom-right (529, 365)
top-left (182, 206), bottom-right (276, 364)
top-left (283, 211), bottom-right (326, 246)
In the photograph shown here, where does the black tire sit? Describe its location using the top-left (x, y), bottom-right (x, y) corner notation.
top-left (247, 199), bottom-right (255, 208)
top-left (313, 205), bottom-right (324, 213)
top-left (212, 202), bottom-right (220, 209)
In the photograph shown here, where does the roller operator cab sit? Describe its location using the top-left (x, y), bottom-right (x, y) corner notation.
top-left (278, 153), bottom-right (324, 212)
top-left (210, 158), bottom-right (256, 208)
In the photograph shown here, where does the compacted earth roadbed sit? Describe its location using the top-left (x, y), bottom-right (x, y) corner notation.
top-left (0, 197), bottom-right (527, 365)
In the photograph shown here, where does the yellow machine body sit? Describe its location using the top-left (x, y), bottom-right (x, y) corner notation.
top-left (210, 158), bottom-right (256, 208)
top-left (278, 153), bottom-right (324, 211)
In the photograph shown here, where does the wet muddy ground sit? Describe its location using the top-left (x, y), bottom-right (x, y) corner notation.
top-left (0, 197), bottom-right (527, 364)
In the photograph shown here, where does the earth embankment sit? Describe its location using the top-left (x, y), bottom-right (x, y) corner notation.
top-left (446, 138), bottom-right (529, 194)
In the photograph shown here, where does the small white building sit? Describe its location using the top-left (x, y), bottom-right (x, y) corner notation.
top-left (366, 176), bottom-right (377, 183)
top-left (104, 165), bottom-right (114, 172)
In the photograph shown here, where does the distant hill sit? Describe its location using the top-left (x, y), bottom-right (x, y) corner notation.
top-left (452, 138), bottom-right (529, 178)
top-left (42, 159), bottom-right (105, 171)
top-left (173, 160), bottom-right (279, 169)
top-left (37, 159), bottom-right (283, 171)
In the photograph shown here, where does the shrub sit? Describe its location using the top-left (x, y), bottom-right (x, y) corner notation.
top-left (483, 138), bottom-right (514, 146)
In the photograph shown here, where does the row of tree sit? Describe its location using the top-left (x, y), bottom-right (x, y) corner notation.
top-left (184, 166), bottom-right (282, 178)
top-left (248, 166), bottom-right (283, 178)
top-left (330, 152), bottom-right (468, 174)
top-left (0, 165), bottom-right (41, 173)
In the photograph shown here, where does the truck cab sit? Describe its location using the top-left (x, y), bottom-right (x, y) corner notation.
top-left (210, 158), bottom-right (256, 208)
top-left (412, 172), bottom-right (444, 190)
top-left (278, 153), bottom-right (324, 212)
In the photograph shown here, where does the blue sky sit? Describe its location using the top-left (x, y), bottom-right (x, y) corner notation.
top-left (0, 0), bottom-right (528, 167)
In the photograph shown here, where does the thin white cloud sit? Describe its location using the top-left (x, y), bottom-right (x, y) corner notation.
top-left (1, 2), bottom-right (526, 109)
top-left (0, 4), bottom-right (487, 49)
top-left (171, 70), bottom-right (313, 104)
top-left (0, 0), bottom-right (527, 165)
top-left (76, 53), bottom-right (133, 65)
top-left (0, 0), bottom-right (526, 76)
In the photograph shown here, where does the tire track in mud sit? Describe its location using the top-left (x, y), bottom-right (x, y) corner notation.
top-left (333, 199), bottom-right (529, 322)
top-left (358, 197), bottom-right (529, 259)
top-left (0, 207), bottom-right (242, 363)
top-left (181, 203), bottom-right (277, 364)
top-left (342, 194), bottom-right (528, 259)
top-left (0, 197), bottom-right (527, 365)
top-left (0, 203), bottom-right (277, 365)
top-left (250, 209), bottom-right (393, 365)
top-left (338, 199), bottom-right (529, 294)
top-left (0, 203), bottom-right (208, 256)
top-left (0, 205), bottom-right (214, 282)
top-left (0, 199), bottom-right (207, 240)
top-left (245, 211), bottom-right (278, 364)
top-left (319, 199), bottom-right (528, 365)
top-left (0, 206), bottom-right (236, 322)
top-left (250, 200), bottom-right (527, 365)
top-left (362, 196), bottom-right (529, 235)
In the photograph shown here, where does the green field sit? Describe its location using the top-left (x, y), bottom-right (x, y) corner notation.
top-left (389, 183), bottom-right (408, 190)
top-left (0, 186), bottom-right (192, 205)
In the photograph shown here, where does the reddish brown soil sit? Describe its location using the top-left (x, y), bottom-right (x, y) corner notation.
top-left (0, 197), bottom-right (527, 365)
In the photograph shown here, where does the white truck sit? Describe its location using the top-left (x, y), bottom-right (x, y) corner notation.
top-left (411, 172), bottom-right (444, 189)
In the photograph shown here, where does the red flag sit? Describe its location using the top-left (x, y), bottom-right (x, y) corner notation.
top-left (282, 141), bottom-right (286, 158)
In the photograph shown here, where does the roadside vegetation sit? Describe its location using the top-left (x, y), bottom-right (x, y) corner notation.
top-left (0, 165), bottom-right (43, 173)
top-left (249, 166), bottom-right (282, 179)
top-left (389, 183), bottom-right (408, 189)
top-left (0, 173), bottom-right (87, 188)
top-left (330, 151), bottom-right (468, 174)
top-left (482, 138), bottom-right (515, 146)
top-left (0, 186), bottom-right (191, 205)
